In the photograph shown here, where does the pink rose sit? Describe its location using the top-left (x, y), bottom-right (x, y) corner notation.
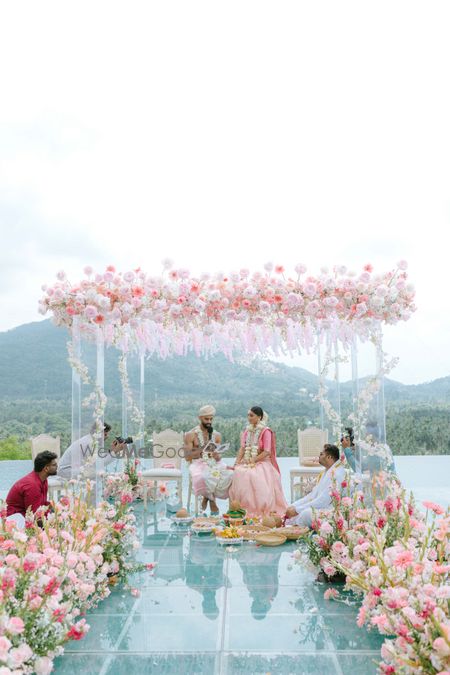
top-left (324, 588), bottom-right (339, 601)
top-left (423, 501), bottom-right (445, 515)
top-left (433, 638), bottom-right (450, 657)
top-left (356, 605), bottom-right (367, 627)
top-left (0, 636), bottom-right (12, 660)
top-left (9, 644), bottom-right (33, 667)
top-left (6, 617), bottom-right (25, 635)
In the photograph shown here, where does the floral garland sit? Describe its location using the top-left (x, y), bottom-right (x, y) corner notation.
top-left (39, 262), bottom-right (415, 358)
top-left (243, 421), bottom-right (266, 465)
top-left (193, 426), bottom-right (219, 469)
top-left (311, 333), bottom-right (399, 473)
top-left (312, 343), bottom-right (349, 438)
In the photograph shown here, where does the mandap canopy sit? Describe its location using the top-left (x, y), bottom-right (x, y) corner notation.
top-left (40, 260), bottom-right (415, 499)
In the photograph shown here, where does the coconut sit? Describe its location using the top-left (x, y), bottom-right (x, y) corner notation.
top-left (176, 508), bottom-right (188, 518)
top-left (262, 515), bottom-right (277, 529)
top-left (229, 500), bottom-right (241, 512)
top-left (270, 512), bottom-right (283, 528)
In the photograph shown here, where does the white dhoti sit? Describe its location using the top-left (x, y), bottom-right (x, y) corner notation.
top-left (190, 459), bottom-right (233, 500)
top-left (287, 461), bottom-right (347, 528)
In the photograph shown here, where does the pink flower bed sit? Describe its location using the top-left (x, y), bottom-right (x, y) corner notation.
top-left (0, 491), bottom-right (142, 673)
top-left (302, 473), bottom-right (450, 674)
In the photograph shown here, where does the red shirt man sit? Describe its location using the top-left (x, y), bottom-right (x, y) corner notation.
top-left (6, 451), bottom-right (58, 517)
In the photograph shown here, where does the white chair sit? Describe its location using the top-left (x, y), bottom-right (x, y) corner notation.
top-left (289, 427), bottom-right (328, 502)
top-left (141, 429), bottom-right (183, 510)
top-left (30, 434), bottom-right (66, 501)
top-left (186, 470), bottom-right (202, 516)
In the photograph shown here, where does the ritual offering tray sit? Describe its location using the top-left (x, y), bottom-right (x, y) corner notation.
top-left (237, 524), bottom-right (271, 541)
top-left (222, 507), bottom-right (246, 526)
top-left (171, 509), bottom-right (194, 525)
top-left (254, 532), bottom-right (287, 547)
top-left (193, 516), bottom-right (221, 525)
top-left (191, 520), bottom-right (216, 537)
top-left (274, 526), bottom-right (309, 541)
top-left (215, 525), bottom-right (243, 545)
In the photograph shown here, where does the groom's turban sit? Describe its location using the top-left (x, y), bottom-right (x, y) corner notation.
top-left (198, 405), bottom-right (216, 416)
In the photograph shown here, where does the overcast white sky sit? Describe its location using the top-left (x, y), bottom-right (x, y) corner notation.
top-left (0, 1), bottom-right (449, 385)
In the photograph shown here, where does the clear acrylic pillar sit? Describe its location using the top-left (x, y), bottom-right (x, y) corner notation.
top-left (138, 352), bottom-right (145, 452)
top-left (95, 327), bottom-right (105, 505)
top-left (334, 339), bottom-right (342, 427)
top-left (316, 331), bottom-right (325, 430)
top-left (121, 353), bottom-right (128, 440)
top-left (71, 316), bottom-right (82, 480)
top-left (350, 335), bottom-right (362, 475)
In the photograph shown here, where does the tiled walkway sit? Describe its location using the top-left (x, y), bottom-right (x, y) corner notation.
top-left (1, 456), bottom-right (448, 674)
top-left (52, 503), bottom-right (384, 675)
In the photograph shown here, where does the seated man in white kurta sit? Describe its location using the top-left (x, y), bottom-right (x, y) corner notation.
top-left (285, 444), bottom-right (346, 528)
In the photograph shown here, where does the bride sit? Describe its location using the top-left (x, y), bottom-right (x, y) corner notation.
top-left (229, 406), bottom-right (287, 517)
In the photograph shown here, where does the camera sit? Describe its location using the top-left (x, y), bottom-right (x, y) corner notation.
top-left (115, 436), bottom-right (133, 445)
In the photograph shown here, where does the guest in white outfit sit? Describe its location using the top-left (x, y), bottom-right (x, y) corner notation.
top-left (285, 444), bottom-right (346, 528)
top-left (58, 422), bottom-right (124, 480)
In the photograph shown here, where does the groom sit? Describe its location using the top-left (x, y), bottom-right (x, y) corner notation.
top-left (285, 444), bottom-right (346, 527)
top-left (184, 405), bottom-right (233, 515)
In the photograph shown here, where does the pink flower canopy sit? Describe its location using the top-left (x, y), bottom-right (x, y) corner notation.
top-left (40, 261), bottom-right (415, 358)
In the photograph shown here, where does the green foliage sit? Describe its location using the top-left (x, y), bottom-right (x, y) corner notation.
top-left (0, 436), bottom-right (32, 460)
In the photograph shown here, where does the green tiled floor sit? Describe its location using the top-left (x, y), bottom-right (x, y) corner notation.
top-left (53, 503), bottom-right (386, 674)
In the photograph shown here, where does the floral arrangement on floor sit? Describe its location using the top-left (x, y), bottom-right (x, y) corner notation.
top-left (103, 460), bottom-right (168, 504)
top-left (298, 472), bottom-right (450, 674)
top-left (0, 488), bottom-right (144, 674)
top-left (38, 261), bottom-right (415, 358)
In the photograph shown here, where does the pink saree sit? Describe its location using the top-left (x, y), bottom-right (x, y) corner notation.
top-left (229, 427), bottom-right (287, 517)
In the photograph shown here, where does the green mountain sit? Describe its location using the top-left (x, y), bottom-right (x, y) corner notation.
top-left (0, 320), bottom-right (321, 402)
top-left (0, 319), bottom-right (448, 404)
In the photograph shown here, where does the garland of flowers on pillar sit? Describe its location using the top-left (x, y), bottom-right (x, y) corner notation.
top-left (67, 339), bottom-right (107, 454)
top-left (312, 345), bottom-right (349, 438)
top-left (347, 336), bottom-right (398, 439)
top-left (312, 334), bottom-right (398, 470)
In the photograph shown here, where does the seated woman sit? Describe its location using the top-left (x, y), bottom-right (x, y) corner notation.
top-left (229, 407), bottom-right (287, 517)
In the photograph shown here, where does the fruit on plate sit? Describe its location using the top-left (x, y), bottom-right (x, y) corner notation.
top-left (215, 526), bottom-right (241, 539)
top-left (175, 508), bottom-right (189, 518)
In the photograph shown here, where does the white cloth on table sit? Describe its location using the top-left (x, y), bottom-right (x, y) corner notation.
top-left (286, 461), bottom-right (347, 527)
top-left (58, 434), bottom-right (115, 480)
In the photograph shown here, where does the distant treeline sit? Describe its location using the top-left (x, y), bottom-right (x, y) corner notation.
top-left (0, 398), bottom-right (449, 459)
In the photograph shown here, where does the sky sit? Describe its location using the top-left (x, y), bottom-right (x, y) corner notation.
top-left (0, 1), bottom-right (449, 385)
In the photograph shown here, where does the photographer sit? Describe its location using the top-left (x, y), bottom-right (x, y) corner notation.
top-left (58, 423), bottom-right (126, 480)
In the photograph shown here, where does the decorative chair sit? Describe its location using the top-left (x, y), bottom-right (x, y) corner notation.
top-left (30, 434), bottom-right (66, 501)
top-left (186, 470), bottom-right (202, 516)
top-left (141, 429), bottom-right (183, 510)
top-left (289, 427), bottom-right (328, 502)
